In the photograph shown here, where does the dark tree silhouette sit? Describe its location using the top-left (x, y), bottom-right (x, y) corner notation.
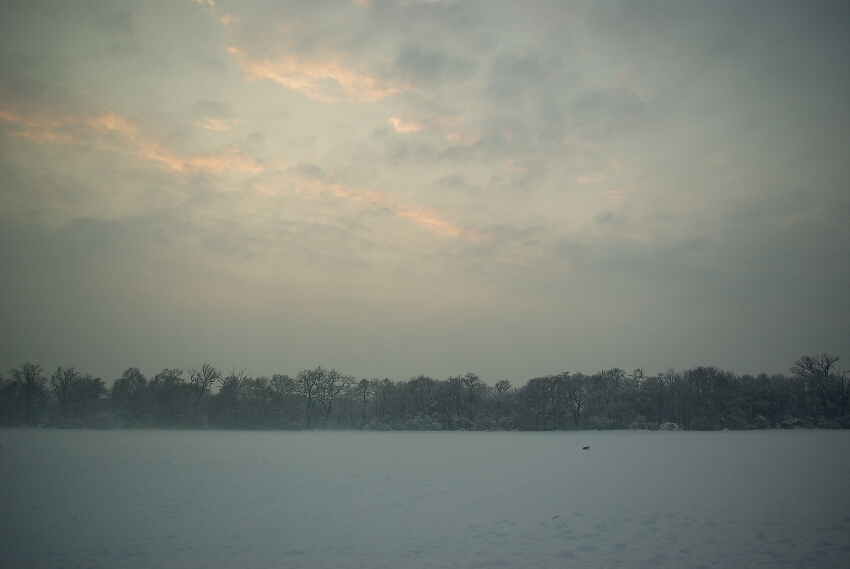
top-left (9, 362), bottom-right (49, 426)
top-left (4, 352), bottom-right (849, 431)
top-left (790, 354), bottom-right (847, 422)
top-left (791, 354), bottom-right (840, 378)
top-left (189, 364), bottom-right (222, 407)
top-left (110, 368), bottom-right (148, 426)
top-left (317, 369), bottom-right (354, 427)
top-left (50, 366), bottom-right (80, 418)
top-left (295, 367), bottom-right (324, 428)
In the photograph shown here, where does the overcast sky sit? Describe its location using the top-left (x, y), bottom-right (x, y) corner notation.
top-left (1, 0), bottom-right (848, 385)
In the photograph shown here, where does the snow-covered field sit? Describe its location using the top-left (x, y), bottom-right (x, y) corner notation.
top-left (1, 429), bottom-right (848, 569)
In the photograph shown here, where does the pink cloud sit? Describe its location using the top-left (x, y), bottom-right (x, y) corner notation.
top-left (229, 47), bottom-right (401, 103)
top-left (389, 117), bottom-right (422, 133)
top-left (2, 100), bottom-right (480, 241)
top-left (0, 103), bottom-right (261, 174)
top-left (280, 169), bottom-right (480, 241)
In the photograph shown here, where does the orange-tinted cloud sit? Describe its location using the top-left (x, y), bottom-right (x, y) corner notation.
top-left (2, 101), bottom-right (479, 240)
top-left (329, 183), bottom-right (474, 239)
top-left (193, 0), bottom-right (403, 103)
top-left (281, 169), bottom-right (479, 241)
top-left (190, 0), bottom-right (217, 15)
top-left (389, 117), bottom-right (422, 133)
top-left (578, 173), bottom-right (608, 184)
top-left (228, 47), bottom-right (401, 103)
top-left (0, 107), bottom-right (85, 146)
top-left (198, 117), bottom-right (234, 132)
top-left (0, 103), bottom-right (261, 174)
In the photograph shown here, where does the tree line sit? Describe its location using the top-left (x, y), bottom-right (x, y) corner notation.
top-left (1, 354), bottom-right (847, 431)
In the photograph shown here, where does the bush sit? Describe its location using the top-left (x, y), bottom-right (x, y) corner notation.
top-left (750, 415), bottom-right (770, 429)
top-left (402, 413), bottom-right (442, 431)
top-left (779, 416), bottom-right (810, 429)
top-left (588, 415), bottom-right (614, 430)
top-left (363, 418), bottom-right (394, 431)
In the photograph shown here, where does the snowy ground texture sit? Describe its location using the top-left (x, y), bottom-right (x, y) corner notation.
top-left (1, 430), bottom-right (849, 569)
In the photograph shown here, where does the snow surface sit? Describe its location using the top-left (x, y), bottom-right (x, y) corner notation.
top-left (1, 429), bottom-right (848, 568)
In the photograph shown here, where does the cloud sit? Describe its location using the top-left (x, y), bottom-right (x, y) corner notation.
top-left (219, 13), bottom-right (238, 26)
top-left (193, 100), bottom-right (233, 118)
top-left (193, 100), bottom-right (239, 132)
top-left (97, 9), bottom-right (133, 35)
top-left (198, 118), bottom-right (234, 132)
top-left (228, 47), bottom-right (402, 103)
top-left (389, 117), bottom-right (422, 133)
top-left (0, 102), bottom-right (261, 174)
top-left (709, 151), bottom-right (726, 165)
top-left (1, 97), bottom-right (482, 242)
top-left (282, 169), bottom-right (479, 241)
top-left (190, 0), bottom-right (216, 11)
top-left (444, 130), bottom-right (480, 145)
top-left (396, 46), bottom-right (477, 88)
top-left (572, 86), bottom-right (649, 140)
top-left (3, 0), bottom-right (848, 381)
top-left (578, 173), bottom-right (607, 184)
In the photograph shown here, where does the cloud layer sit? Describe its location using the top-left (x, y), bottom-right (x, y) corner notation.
top-left (1, 0), bottom-right (848, 383)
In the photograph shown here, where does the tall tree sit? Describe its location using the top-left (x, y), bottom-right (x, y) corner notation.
top-left (9, 362), bottom-right (48, 426)
top-left (790, 354), bottom-right (841, 378)
top-left (239, 376), bottom-right (275, 429)
top-left (214, 369), bottom-right (247, 428)
top-left (50, 366), bottom-right (80, 417)
top-left (564, 372), bottom-right (586, 428)
top-left (295, 367), bottom-right (324, 428)
top-left (270, 374), bottom-right (295, 428)
top-left (70, 374), bottom-right (107, 424)
top-left (493, 379), bottom-right (512, 424)
top-left (110, 368), bottom-right (148, 426)
top-left (446, 375), bottom-right (464, 424)
top-left (189, 364), bottom-right (222, 406)
top-left (461, 372), bottom-right (484, 422)
top-left (317, 369), bottom-right (354, 427)
top-left (148, 369), bottom-right (188, 427)
top-left (791, 354), bottom-right (847, 422)
top-left (357, 378), bottom-right (370, 425)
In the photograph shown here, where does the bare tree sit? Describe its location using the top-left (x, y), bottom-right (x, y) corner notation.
top-left (295, 367), bottom-right (324, 428)
top-left (51, 366), bottom-right (80, 416)
top-left (447, 375), bottom-right (464, 422)
top-left (270, 374), bottom-right (294, 427)
top-left (71, 374), bottom-right (107, 423)
top-left (317, 369), bottom-right (354, 427)
top-left (148, 369), bottom-right (188, 427)
top-left (494, 379), bottom-right (512, 422)
top-left (564, 372), bottom-right (586, 428)
top-left (188, 364), bottom-right (222, 406)
top-left (211, 369), bottom-right (246, 428)
top-left (461, 372), bottom-right (484, 422)
top-left (790, 354), bottom-right (840, 378)
top-left (240, 375), bottom-right (274, 429)
top-left (110, 368), bottom-right (148, 426)
top-left (10, 362), bottom-right (48, 426)
top-left (357, 378), bottom-right (370, 424)
top-left (791, 354), bottom-right (845, 422)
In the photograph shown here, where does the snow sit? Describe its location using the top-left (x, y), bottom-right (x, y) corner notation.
top-left (1, 429), bottom-right (849, 568)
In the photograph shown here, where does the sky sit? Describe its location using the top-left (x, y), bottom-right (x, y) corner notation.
top-left (1, 0), bottom-right (848, 385)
